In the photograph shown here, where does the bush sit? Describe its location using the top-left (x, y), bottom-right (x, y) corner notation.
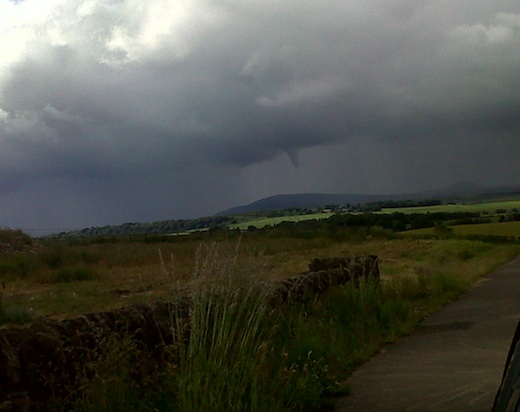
top-left (0, 228), bottom-right (34, 252)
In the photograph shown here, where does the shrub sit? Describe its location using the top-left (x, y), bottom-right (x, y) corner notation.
top-left (0, 228), bottom-right (34, 252)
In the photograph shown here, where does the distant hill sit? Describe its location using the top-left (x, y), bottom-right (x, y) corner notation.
top-left (48, 182), bottom-right (520, 238)
top-left (217, 193), bottom-right (414, 216)
top-left (217, 184), bottom-right (520, 216)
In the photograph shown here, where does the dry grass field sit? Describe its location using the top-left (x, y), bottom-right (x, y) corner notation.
top-left (1, 228), bottom-right (518, 321)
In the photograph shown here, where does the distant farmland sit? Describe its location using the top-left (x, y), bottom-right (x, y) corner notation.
top-left (230, 198), bottom-right (520, 232)
top-left (229, 212), bottom-right (333, 230)
top-left (406, 221), bottom-right (520, 237)
top-left (382, 200), bottom-right (520, 215)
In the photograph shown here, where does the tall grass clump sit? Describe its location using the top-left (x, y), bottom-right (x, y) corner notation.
top-left (278, 278), bottom-right (401, 387)
top-left (171, 285), bottom-right (275, 411)
top-left (169, 241), bottom-right (282, 411)
top-left (168, 241), bottom-right (356, 411)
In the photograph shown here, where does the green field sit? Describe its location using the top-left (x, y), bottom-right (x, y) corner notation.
top-left (406, 221), bottom-right (520, 237)
top-left (382, 200), bottom-right (520, 214)
top-left (228, 198), bottom-right (520, 234)
top-left (228, 212), bottom-right (333, 230)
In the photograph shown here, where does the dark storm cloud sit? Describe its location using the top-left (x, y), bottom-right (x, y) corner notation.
top-left (1, 0), bottom-right (520, 230)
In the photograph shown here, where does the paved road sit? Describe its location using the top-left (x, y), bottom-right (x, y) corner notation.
top-left (335, 255), bottom-right (520, 412)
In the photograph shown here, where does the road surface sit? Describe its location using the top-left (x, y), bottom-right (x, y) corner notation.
top-left (335, 255), bottom-right (520, 411)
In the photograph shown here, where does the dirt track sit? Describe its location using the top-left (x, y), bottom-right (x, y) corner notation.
top-left (335, 255), bottom-right (520, 412)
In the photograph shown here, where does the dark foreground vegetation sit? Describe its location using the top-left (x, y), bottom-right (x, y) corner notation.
top-left (1, 218), bottom-right (519, 410)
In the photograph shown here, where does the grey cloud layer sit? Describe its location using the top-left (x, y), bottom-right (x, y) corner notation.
top-left (1, 0), bottom-right (520, 230)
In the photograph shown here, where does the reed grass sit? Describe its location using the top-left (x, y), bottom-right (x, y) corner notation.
top-left (167, 241), bottom-right (278, 411)
top-left (171, 280), bottom-right (276, 410)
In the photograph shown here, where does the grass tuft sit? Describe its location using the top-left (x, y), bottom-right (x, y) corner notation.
top-left (169, 241), bottom-right (281, 411)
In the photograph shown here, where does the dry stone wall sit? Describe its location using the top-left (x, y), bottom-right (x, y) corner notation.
top-left (0, 255), bottom-right (379, 410)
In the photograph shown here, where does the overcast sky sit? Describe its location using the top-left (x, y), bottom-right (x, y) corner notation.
top-left (1, 0), bottom-right (520, 233)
